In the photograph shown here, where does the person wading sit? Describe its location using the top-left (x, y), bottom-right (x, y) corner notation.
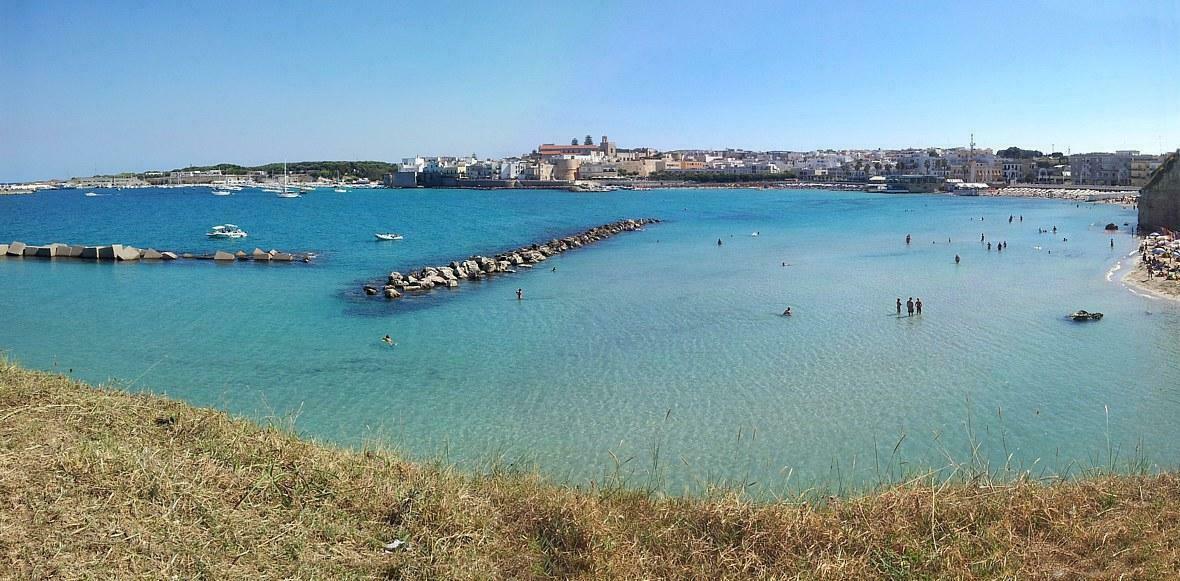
top-left (906, 297), bottom-right (915, 317)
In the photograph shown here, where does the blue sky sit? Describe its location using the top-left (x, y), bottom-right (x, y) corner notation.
top-left (2, 0), bottom-right (1178, 181)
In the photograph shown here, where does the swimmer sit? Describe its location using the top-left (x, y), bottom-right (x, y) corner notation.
top-left (382, 335), bottom-right (394, 346)
top-left (782, 307), bottom-right (792, 316)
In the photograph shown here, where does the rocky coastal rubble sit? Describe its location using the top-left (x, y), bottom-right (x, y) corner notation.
top-left (362, 218), bottom-right (659, 299)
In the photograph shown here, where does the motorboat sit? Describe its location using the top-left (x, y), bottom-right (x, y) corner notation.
top-left (84, 192), bottom-right (99, 197)
top-left (374, 233), bottom-right (404, 241)
top-left (212, 189), bottom-right (233, 196)
top-left (1069, 310), bottom-right (1103, 321)
top-left (276, 191), bottom-right (301, 198)
top-left (335, 188), bottom-right (348, 193)
top-left (207, 224), bottom-right (248, 239)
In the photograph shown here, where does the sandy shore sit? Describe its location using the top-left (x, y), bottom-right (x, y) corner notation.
top-left (1122, 256), bottom-right (1180, 301)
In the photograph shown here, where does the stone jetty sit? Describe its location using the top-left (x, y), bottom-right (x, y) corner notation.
top-left (363, 218), bottom-right (659, 299)
top-left (2, 242), bottom-right (312, 264)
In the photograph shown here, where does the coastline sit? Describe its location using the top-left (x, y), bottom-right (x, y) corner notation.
top-left (1121, 255), bottom-right (1180, 301)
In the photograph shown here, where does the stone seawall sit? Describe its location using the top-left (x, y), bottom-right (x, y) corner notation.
top-left (362, 218), bottom-right (659, 299)
top-left (1, 241), bottom-right (313, 263)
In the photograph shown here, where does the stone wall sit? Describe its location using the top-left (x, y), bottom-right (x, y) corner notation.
top-left (1139, 152), bottom-right (1180, 232)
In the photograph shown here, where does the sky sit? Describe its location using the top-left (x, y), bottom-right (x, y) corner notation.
top-left (1, 0), bottom-right (1179, 181)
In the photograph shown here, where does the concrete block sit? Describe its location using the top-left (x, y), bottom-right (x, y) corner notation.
top-left (23, 246), bottom-right (42, 256)
top-left (141, 248), bottom-right (163, 259)
top-left (116, 246), bottom-right (140, 261)
top-left (272, 253), bottom-right (293, 261)
top-left (234, 250), bottom-right (247, 260)
top-left (96, 245), bottom-right (120, 260)
top-left (161, 252), bottom-right (178, 260)
top-left (251, 248), bottom-right (270, 260)
top-left (80, 246), bottom-right (104, 259)
top-left (67, 246), bottom-right (85, 257)
top-left (33, 246), bottom-right (57, 257)
top-left (213, 251), bottom-right (235, 261)
top-left (0, 244), bottom-right (7, 255)
top-left (181, 253), bottom-right (194, 259)
top-left (7, 241), bottom-right (26, 256)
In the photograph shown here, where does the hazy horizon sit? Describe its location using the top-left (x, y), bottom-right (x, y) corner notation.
top-left (3, 0), bottom-right (1178, 182)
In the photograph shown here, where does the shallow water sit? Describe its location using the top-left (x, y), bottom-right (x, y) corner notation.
top-left (2, 187), bottom-right (1177, 493)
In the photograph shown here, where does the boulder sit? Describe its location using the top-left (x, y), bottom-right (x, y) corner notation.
top-left (116, 246), bottom-right (141, 261)
top-left (161, 252), bottom-right (178, 260)
top-left (438, 266), bottom-right (456, 280)
top-left (252, 248), bottom-right (269, 260)
top-left (235, 250), bottom-right (248, 259)
top-left (6, 241), bottom-right (25, 256)
top-left (141, 248), bottom-right (163, 259)
top-left (444, 279), bottom-right (458, 288)
top-left (213, 250), bottom-right (235, 261)
top-left (425, 275), bottom-right (448, 286)
top-left (363, 285), bottom-right (379, 295)
top-left (383, 287), bottom-right (401, 299)
top-left (0, 244), bottom-right (7, 255)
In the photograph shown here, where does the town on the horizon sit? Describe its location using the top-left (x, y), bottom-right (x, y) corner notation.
top-left (3, 135), bottom-right (1175, 196)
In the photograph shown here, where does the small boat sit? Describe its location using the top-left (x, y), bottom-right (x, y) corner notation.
top-left (212, 189), bottom-right (233, 196)
top-left (276, 192), bottom-right (300, 198)
top-left (1069, 310), bottom-right (1103, 321)
top-left (335, 188), bottom-right (348, 193)
top-left (207, 224), bottom-right (248, 239)
top-left (84, 192), bottom-right (99, 197)
top-left (374, 233), bottom-right (403, 241)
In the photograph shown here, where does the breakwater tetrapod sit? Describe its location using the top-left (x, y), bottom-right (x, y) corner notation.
top-left (362, 218), bottom-right (659, 299)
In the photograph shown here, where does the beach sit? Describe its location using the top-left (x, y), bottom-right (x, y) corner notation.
top-left (1122, 235), bottom-right (1180, 301)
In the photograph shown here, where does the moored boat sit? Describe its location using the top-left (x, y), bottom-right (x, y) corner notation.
top-left (207, 224), bottom-right (248, 239)
top-left (374, 233), bottom-right (403, 241)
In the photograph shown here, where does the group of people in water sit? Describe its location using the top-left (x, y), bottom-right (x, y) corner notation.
top-left (897, 297), bottom-right (923, 317)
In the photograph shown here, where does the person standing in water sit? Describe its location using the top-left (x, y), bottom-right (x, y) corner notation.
top-left (981, 233), bottom-right (986, 242)
top-left (916, 298), bottom-right (923, 314)
top-left (955, 254), bottom-right (960, 264)
top-left (717, 238), bottom-right (723, 246)
top-left (516, 288), bottom-right (523, 300)
top-left (896, 298), bottom-right (902, 316)
top-left (905, 234), bottom-right (911, 245)
top-left (906, 297), bottom-right (914, 316)
top-left (1111, 238), bottom-right (1115, 248)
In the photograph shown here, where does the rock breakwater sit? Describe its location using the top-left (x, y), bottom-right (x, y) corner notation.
top-left (2, 241), bottom-right (314, 263)
top-left (362, 218), bottom-right (659, 299)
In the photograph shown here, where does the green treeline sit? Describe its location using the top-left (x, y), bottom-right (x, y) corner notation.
top-left (175, 161), bottom-right (396, 181)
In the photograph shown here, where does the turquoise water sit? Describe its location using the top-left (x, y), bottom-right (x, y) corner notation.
top-left (2, 187), bottom-right (1178, 493)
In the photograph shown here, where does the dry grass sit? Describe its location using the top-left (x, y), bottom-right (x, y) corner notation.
top-left (2, 361), bottom-right (1179, 579)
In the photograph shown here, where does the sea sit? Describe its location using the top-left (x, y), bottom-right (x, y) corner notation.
top-left (2, 187), bottom-right (1178, 494)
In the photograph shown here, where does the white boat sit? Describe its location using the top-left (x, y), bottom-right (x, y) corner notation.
top-left (276, 162), bottom-right (300, 198)
top-left (374, 233), bottom-right (403, 241)
top-left (84, 192), bottom-right (99, 197)
top-left (212, 189), bottom-right (233, 196)
top-left (335, 188), bottom-right (348, 193)
top-left (207, 224), bottom-right (248, 238)
top-left (225, 185), bottom-right (243, 191)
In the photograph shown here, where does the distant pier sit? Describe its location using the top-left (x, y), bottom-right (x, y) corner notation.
top-left (362, 218), bottom-right (659, 299)
top-left (1, 241), bottom-right (314, 263)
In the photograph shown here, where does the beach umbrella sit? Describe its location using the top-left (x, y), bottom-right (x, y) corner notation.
top-left (1152, 248), bottom-right (1166, 254)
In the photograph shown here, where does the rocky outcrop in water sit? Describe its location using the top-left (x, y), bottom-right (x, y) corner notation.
top-left (364, 218), bottom-right (659, 299)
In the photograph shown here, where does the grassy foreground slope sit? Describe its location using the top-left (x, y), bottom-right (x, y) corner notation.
top-left (1, 362), bottom-right (1178, 579)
